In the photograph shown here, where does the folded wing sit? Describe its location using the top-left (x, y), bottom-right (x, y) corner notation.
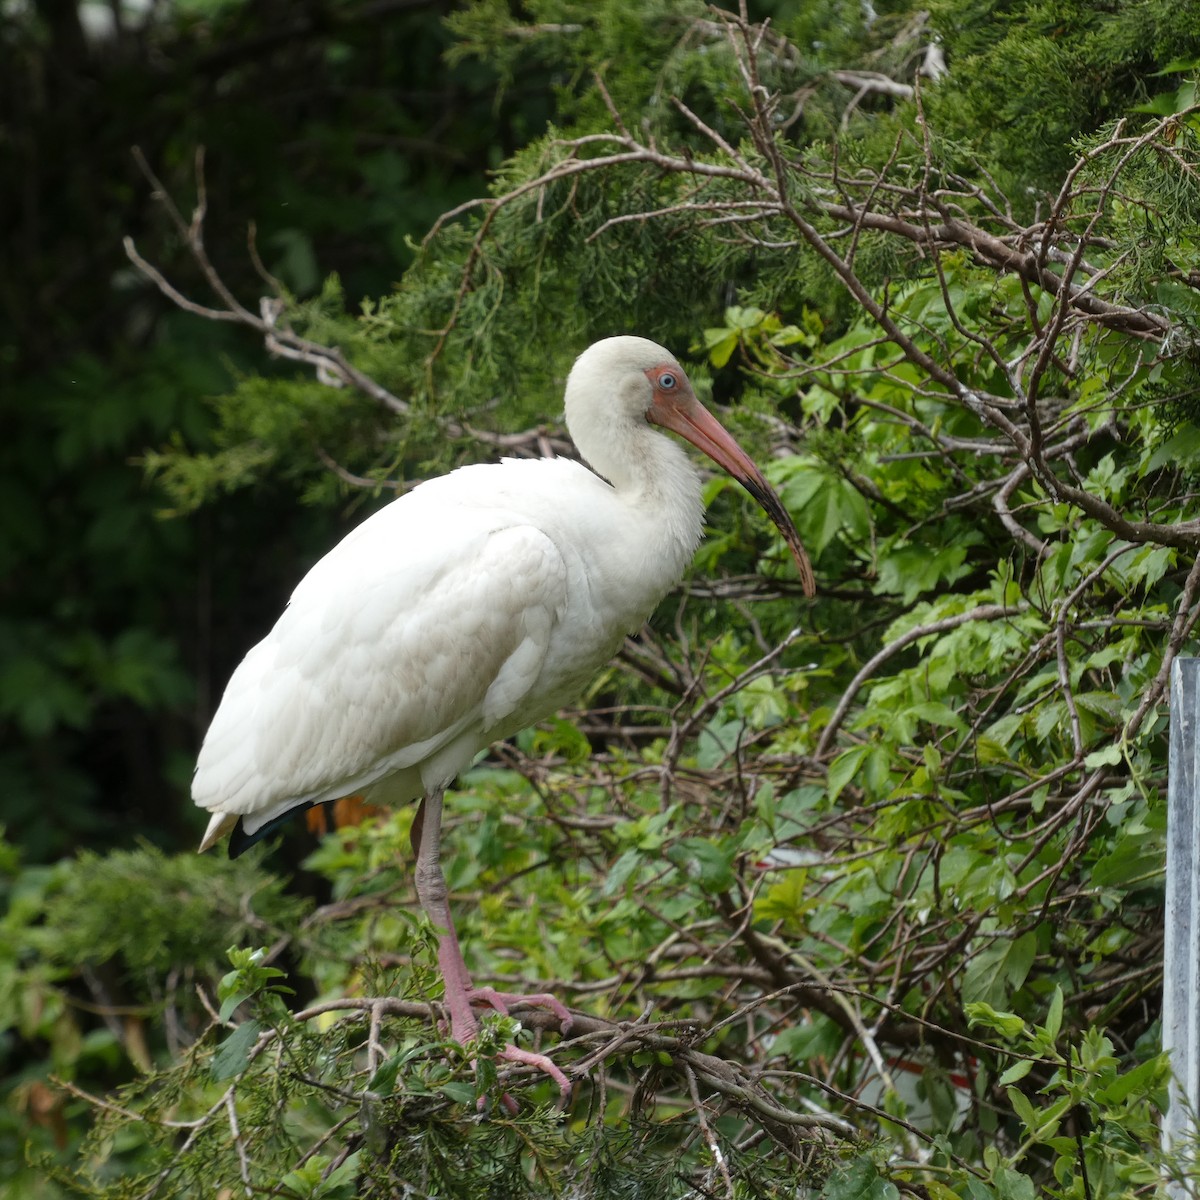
top-left (192, 498), bottom-right (569, 842)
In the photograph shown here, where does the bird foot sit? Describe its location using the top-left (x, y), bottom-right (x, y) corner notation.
top-left (494, 1041), bottom-right (572, 1099)
top-left (465, 987), bottom-right (574, 1033)
top-left (462, 989), bottom-right (573, 1103)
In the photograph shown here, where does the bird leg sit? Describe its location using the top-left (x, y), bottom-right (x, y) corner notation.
top-left (411, 789), bottom-right (572, 1096)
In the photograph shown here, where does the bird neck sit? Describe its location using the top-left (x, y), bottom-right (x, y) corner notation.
top-left (565, 367), bottom-right (706, 577)
top-left (582, 424), bottom-right (707, 576)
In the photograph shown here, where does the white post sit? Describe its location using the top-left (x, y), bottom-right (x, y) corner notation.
top-left (1165, 657), bottom-right (1200, 1189)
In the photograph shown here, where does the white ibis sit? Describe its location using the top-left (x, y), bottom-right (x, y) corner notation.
top-left (194, 335), bottom-right (815, 1094)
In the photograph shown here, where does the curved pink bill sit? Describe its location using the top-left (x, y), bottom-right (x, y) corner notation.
top-left (648, 388), bottom-right (816, 598)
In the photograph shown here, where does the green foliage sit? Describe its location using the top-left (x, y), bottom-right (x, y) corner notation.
top-left (967, 991), bottom-right (1171, 1196)
top-left (41, 847), bottom-right (305, 984)
top-left (923, 0), bottom-right (1200, 195)
top-left (0, 832), bottom-right (308, 1195)
top-left (7, 0), bottom-right (1200, 1196)
top-left (0, 328), bottom-right (235, 858)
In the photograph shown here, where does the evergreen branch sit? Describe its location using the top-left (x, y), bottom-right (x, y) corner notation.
top-left (442, 56), bottom-right (1199, 559)
top-left (124, 150), bottom-right (572, 468)
top-left (125, 147), bottom-right (413, 418)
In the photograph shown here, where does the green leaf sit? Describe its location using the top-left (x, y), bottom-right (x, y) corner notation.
top-left (874, 541), bottom-right (975, 605)
top-left (828, 744), bottom-right (871, 802)
top-left (993, 1166), bottom-right (1037, 1200)
top-left (665, 838), bottom-right (735, 893)
top-left (965, 1003), bottom-right (1027, 1040)
top-left (962, 933), bottom-right (1036, 1008)
top-left (961, 1182), bottom-right (997, 1200)
top-left (602, 849), bottom-right (643, 897)
top-left (1043, 986), bottom-right (1063, 1044)
top-left (1154, 56), bottom-right (1200, 73)
top-left (1006, 1085), bottom-right (1040, 1137)
top-left (903, 700), bottom-right (967, 731)
top-left (218, 990), bottom-right (251, 1023)
top-left (819, 1156), bottom-right (899, 1199)
top-left (367, 1055), bottom-right (404, 1098)
top-left (771, 1016), bottom-right (842, 1062)
top-left (530, 717), bottom-right (592, 765)
top-left (211, 1020), bottom-right (263, 1081)
top-left (703, 327), bottom-right (740, 368)
top-left (998, 1058), bottom-right (1035, 1086)
top-left (1143, 422), bottom-right (1200, 474)
top-left (1090, 831), bottom-right (1164, 889)
top-left (1098, 1054), bottom-right (1169, 1105)
top-left (0, 654), bottom-right (92, 736)
top-left (1083, 743), bottom-right (1122, 768)
top-left (776, 462), bottom-right (871, 557)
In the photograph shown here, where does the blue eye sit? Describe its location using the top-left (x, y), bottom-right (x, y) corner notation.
top-left (659, 372), bottom-right (677, 390)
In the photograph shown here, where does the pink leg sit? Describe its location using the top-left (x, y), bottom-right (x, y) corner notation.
top-left (411, 789), bottom-right (572, 1096)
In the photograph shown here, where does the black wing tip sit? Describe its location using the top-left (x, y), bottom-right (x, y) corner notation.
top-left (227, 801), bottom-right (320, 858)
top-left (227, 818), bottom-right (257, 859)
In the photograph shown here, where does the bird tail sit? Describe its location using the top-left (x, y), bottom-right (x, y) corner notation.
top-left (198, 810), bottom-right (237, 854)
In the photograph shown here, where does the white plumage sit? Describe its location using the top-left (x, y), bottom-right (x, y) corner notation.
top-left (194, 453), bottom-right (708, 848)
top-left (193, 335), bottom-right (814, 1094)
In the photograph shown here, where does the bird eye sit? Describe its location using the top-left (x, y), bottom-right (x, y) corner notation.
top-left (658, 372), bottom-right (677, 390)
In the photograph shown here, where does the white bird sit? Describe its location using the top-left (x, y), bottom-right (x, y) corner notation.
top-left (194, 335), bottom-right (814, 1094)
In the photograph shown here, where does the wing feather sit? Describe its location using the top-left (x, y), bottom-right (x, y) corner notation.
top-left (192, 498), bottom-right (568, 827)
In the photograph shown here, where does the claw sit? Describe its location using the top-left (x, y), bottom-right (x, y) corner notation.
top-left (468, 995), bottom-right (573, 1102)
top-left (496, 1042), bottom-right (571, 1098)
top-left (466, 987), bottom-right (574, 1033)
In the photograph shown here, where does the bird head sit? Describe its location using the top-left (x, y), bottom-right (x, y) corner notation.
top-left (565, 336), bottom-right (816, 597)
